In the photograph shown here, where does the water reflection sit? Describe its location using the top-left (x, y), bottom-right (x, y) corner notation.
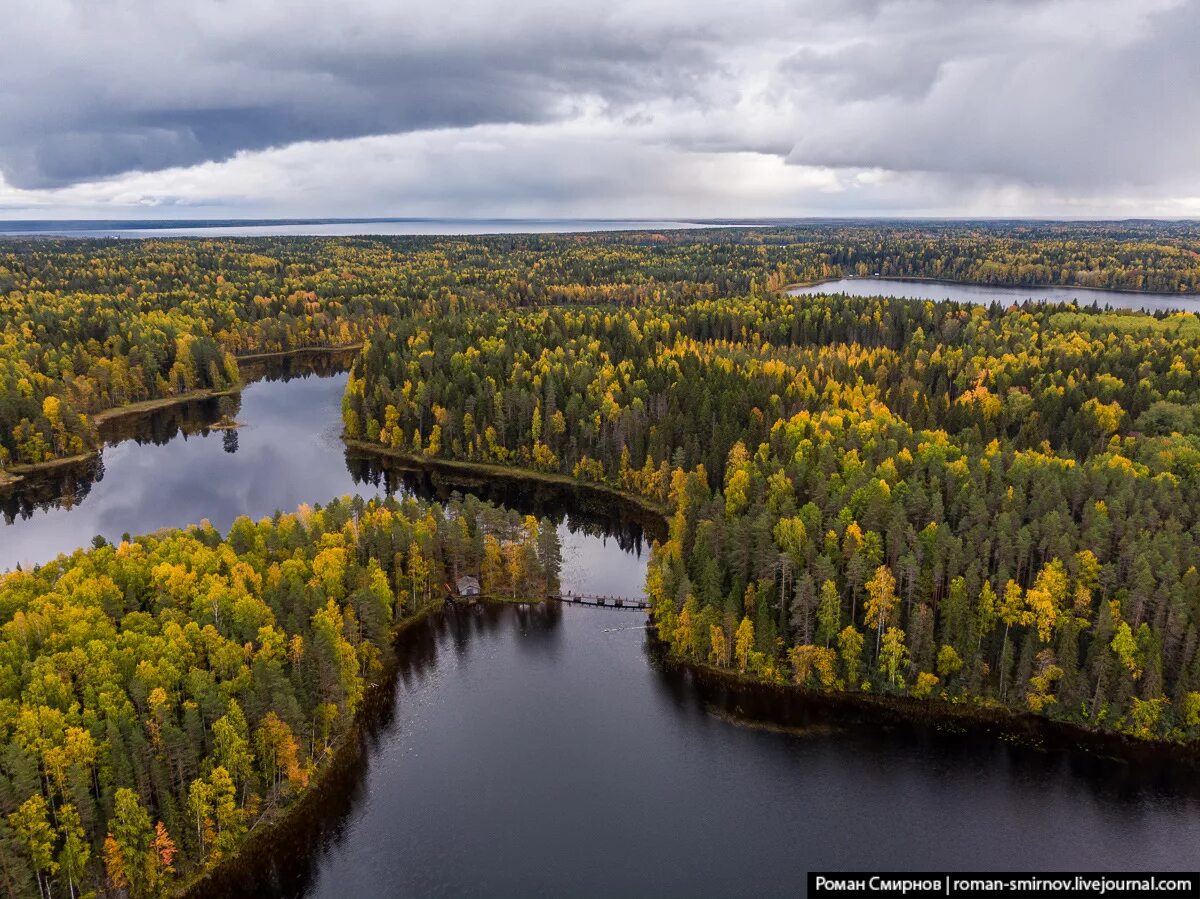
top-left (0, 354), bottom-right (651, 601)
top-left (0, 369), bottom-right (361, 568)
top-left (347, 452), bottom-right (663, 550)
top-left (194, 602), bottom-right (569, 899)
top-left (2, 359), bottom-right (1198, 894)
top-left (790, 277), bottom-right (1200, 313)
top-left (197, 603), bottom-right (1200, 899)
top-left (1, 350), bottom-right (357, 528)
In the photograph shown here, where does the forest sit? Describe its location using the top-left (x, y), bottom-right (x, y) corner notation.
top-left (5, 222), bottom-right (1200, 479)
top-left (345, 291), bottom-right (1200, 743)
top-left (0, 494), bottom-right (560, 897)
top-left (4, 222), bottom-right (1200, 895)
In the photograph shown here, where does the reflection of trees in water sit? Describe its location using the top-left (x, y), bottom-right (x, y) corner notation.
top-left (0, 455), bottom-right (104, 525)
top-left (192, 602), bottom-right (563, 899)
top-left (653, 648), bottom-right (1200, 803)
top-left (98, 394), bottom-right (235, 447)
top-left (4, 352), bottom-right (655, 559)
top-left (346, 452), bottom-right (666, 553)
top-left (236, 348), bottom-right (357, 385)
top-left (1, 395), bottom-right (243, 524)
top-left (0, 354), bottom-right (355, 525)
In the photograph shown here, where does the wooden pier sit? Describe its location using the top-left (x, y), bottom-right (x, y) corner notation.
top-left (548, 591), bottom-right (650, 611)
top-left (447, 585), bottom-right (651, 611)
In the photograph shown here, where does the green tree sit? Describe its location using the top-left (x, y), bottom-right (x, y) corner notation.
top-left (880, 627), bottom-right (910, 689)
top-left (56, 803), bottom-right (89, 899)
top-left (8, 795), bottom-right (56, 899)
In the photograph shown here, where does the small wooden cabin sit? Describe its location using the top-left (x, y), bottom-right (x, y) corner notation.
top-left (456, 575), bottom-right (481, 597)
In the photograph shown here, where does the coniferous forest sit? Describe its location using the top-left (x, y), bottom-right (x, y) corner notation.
top-left (3, 223), bottom-right (1200, 895)
top-left (5, 223), bottom-right (1200, 477)
top-left (344, 293), bottom-right (1200, 741)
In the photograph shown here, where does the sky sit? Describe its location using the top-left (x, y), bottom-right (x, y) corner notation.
top-left (1, 0), bottom-right (1197, 220)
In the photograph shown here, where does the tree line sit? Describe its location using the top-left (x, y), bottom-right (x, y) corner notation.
top-left (0, 494), bottom-right (559, 897)
top-left (346, 292), bottom-right (1200, 742)
top-left (5, 223), bottom-right (1200, 475)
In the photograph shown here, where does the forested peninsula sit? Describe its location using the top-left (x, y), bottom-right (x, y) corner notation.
top-left (0, 494), bottom-right (559, 897)
top-left (343, 293), bottom-right (1200, 743)
top-left (4, 223), bottom-right (1200, 896)
top-left (5, 222), bottom-right (1200, 481)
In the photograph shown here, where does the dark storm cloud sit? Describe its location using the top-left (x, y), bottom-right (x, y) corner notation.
top-left (0, 0), bottom-right (1195, 213)
top-left (0, 1), bottom-right (718, 187)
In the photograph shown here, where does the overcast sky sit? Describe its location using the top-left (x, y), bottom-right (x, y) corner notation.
top-left (1, 0), bottom-right (1197, 219)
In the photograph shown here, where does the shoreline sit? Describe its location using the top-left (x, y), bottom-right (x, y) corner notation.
top-left (186, 595), bottom-right (1200, 896)
top-left (668, 649), bottom-right (1200, 770)
top-left (182, 600), bottom-right (446, 898)
top-left (0, 386), bottom-right (243, 490)
top-left (8, 394), bottom-right (1196, 890)
top-left (0, 344), bottom-right (363, 492)
top-left (343, 439), bottom-right (670, 529)
top-left (184, 593), bottom-right (553, 897)
top-left (91, 385), bottom-right (242, 426)
top-left (347, 439), bottom-right (1200, 759)
top-left (1, 449), bottom-right (101, 485)
top-left (234, 342), bottom-right (363, 363)
top-left (782, 273), bottom-right (1200, 301)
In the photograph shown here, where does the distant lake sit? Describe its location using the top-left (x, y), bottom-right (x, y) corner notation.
top-left (0, 218), bottom-right (724, 238)
top-left (790, 277), bottom-right (1200, 313)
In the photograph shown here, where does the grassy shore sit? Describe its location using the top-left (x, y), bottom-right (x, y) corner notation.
top-left (91, 385), bottom-right (242, 425)
top-left (1, 449), bottom-right (101, 486)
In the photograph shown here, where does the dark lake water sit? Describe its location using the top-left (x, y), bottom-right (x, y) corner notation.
top-left (220, 601), bottom-right (1200, 898)
top-left (3, 360), bottom-right (1199, 896)
top-left (790, 277), bottom-right (1200, 313)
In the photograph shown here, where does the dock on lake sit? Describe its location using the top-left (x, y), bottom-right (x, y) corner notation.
top-left (548, 591), bottom-right (650, 611)
top-left (449, 583), bottom-right (650, 611)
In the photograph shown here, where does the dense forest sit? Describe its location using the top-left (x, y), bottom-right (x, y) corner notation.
top-left (5, 223), bottom-right (1200, 894)
top-left (4, 222), bottom-right (1200, 477)
top-left (345, 292), bottom-right (1200, 743)
top-left (0, 494), bottom-right (559, 897)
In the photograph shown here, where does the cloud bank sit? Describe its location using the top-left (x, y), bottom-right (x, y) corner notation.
top-left (2, 0), bottom-right (1197, 217)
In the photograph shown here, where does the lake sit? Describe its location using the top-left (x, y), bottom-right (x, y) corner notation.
top-left (790, 277), bottom-right (1200, 313)
top-left (3, 360), bottom-right (1198, 897)
top-left (214, 600), bottom-right (1200, 898)
top-left (0, 357), bottom-right (650, 596)
top-left (0, 218), bottom-right (719, 239)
